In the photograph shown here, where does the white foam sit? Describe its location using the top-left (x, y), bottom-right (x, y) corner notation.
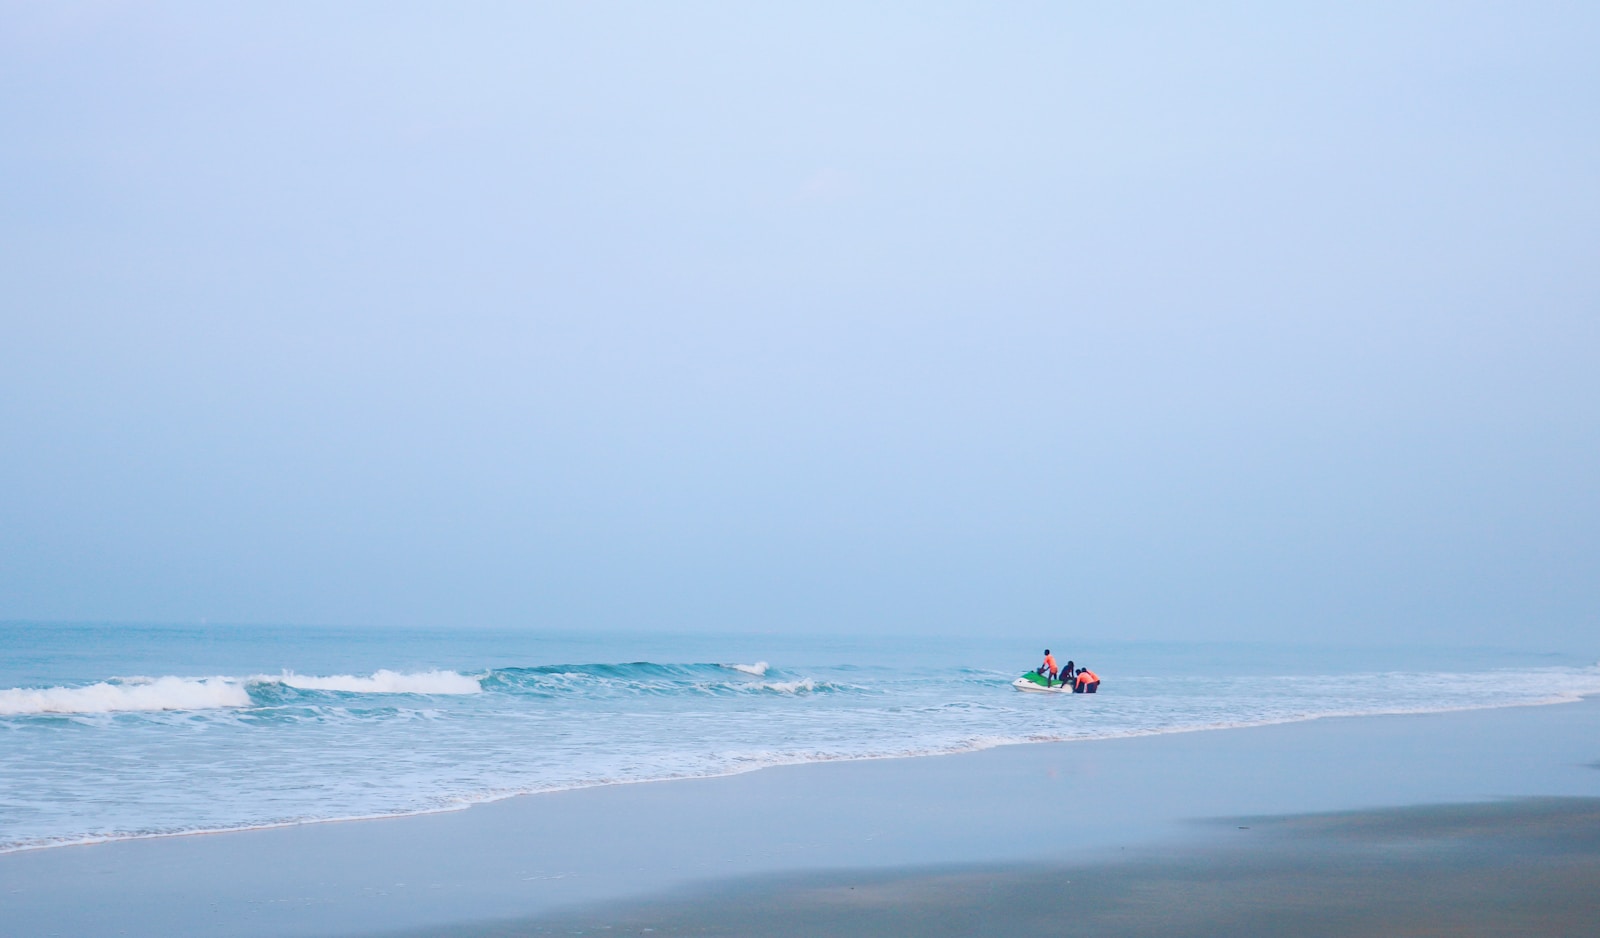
top-left (272, 670), bottom-right (482, 695)
top-left (760, 677), bottom-right (816, 693)
top-left (728, 661), bottom-right (770, 676)
top-left (0, 677), bottom-right (250, 715)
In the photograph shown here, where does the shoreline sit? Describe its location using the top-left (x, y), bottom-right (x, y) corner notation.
top-left (6, 689), bottom-right (1596, 858)
top-left (3, 697), bottom-right (1597, 936)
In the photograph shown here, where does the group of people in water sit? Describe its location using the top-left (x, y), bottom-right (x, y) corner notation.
top-left (1037, 650), bottom-right (1099, 693)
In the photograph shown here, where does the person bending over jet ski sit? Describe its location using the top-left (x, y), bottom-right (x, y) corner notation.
top-left (1073, 666), bottom-right (1100, 694)
top-left (1037, 650), bottom-right (1059, 687)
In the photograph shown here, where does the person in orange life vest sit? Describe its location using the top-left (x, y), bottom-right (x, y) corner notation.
top-left (1039, 650), bottom-right (1058, 686)
top-left (1074, 666), bottom-right (1100, 694)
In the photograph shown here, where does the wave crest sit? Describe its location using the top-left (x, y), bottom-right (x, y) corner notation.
top-left (0, 669), bottom-right (486, 715)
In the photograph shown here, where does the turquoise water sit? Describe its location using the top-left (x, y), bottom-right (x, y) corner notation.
top-left (2, 623), bottom-right (1597, 853)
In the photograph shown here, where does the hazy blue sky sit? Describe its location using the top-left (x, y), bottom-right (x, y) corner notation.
top-left (2, 2), bottom-right (1596, 646)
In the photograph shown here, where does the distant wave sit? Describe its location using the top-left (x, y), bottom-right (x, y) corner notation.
top-left (480, 661), bottom-right (846, 696)
top-left (490, 661), bottom-right (782, 681)
top-left (0, 676), bottom-right (250, 715)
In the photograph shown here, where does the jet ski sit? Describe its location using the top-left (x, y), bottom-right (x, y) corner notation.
top-left (1012, 671), bottom-right (1072, 693)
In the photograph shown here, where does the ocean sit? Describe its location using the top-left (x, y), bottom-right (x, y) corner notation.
top-left (3, 622), bottom-right (1597, 855)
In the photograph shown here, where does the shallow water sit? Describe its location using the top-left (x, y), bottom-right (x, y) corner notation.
top-left (2, 623), bottom-right (1596, 853)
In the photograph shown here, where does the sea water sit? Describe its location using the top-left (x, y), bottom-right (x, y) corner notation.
top-left (2, 622), bottom-right (1597, 854)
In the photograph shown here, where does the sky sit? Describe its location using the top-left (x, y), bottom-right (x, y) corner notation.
top-left (1, 2), bottom-right (1596, 647)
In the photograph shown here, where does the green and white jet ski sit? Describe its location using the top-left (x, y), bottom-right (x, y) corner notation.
top-left (1012, 671), bottom-right (1073, 693)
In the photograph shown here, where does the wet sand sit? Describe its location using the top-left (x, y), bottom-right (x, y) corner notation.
top-left (4, 699), bottom-right (1599, 936)
top-left (473, 798), bottom-right (1600, 937)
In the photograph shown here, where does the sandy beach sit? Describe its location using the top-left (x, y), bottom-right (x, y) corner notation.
top-left (5, 697), bottom-right (1599, 937)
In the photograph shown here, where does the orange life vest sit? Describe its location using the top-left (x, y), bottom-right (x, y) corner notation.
top-left (1077, 669), bottom-right (1098, 684)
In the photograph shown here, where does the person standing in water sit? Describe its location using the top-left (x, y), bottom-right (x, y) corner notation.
top-left (1039, 649), bottom-right (1058, 686)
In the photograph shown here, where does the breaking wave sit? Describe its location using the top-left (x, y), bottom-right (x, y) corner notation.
top-left (0, 676), bottom-right (250, 715)
top-left (0, 670), bottom-right (484, 715)
top-left (760, 677), bottom-right (817, 693)
top-left (273, 670), bottom-right (482, 695)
